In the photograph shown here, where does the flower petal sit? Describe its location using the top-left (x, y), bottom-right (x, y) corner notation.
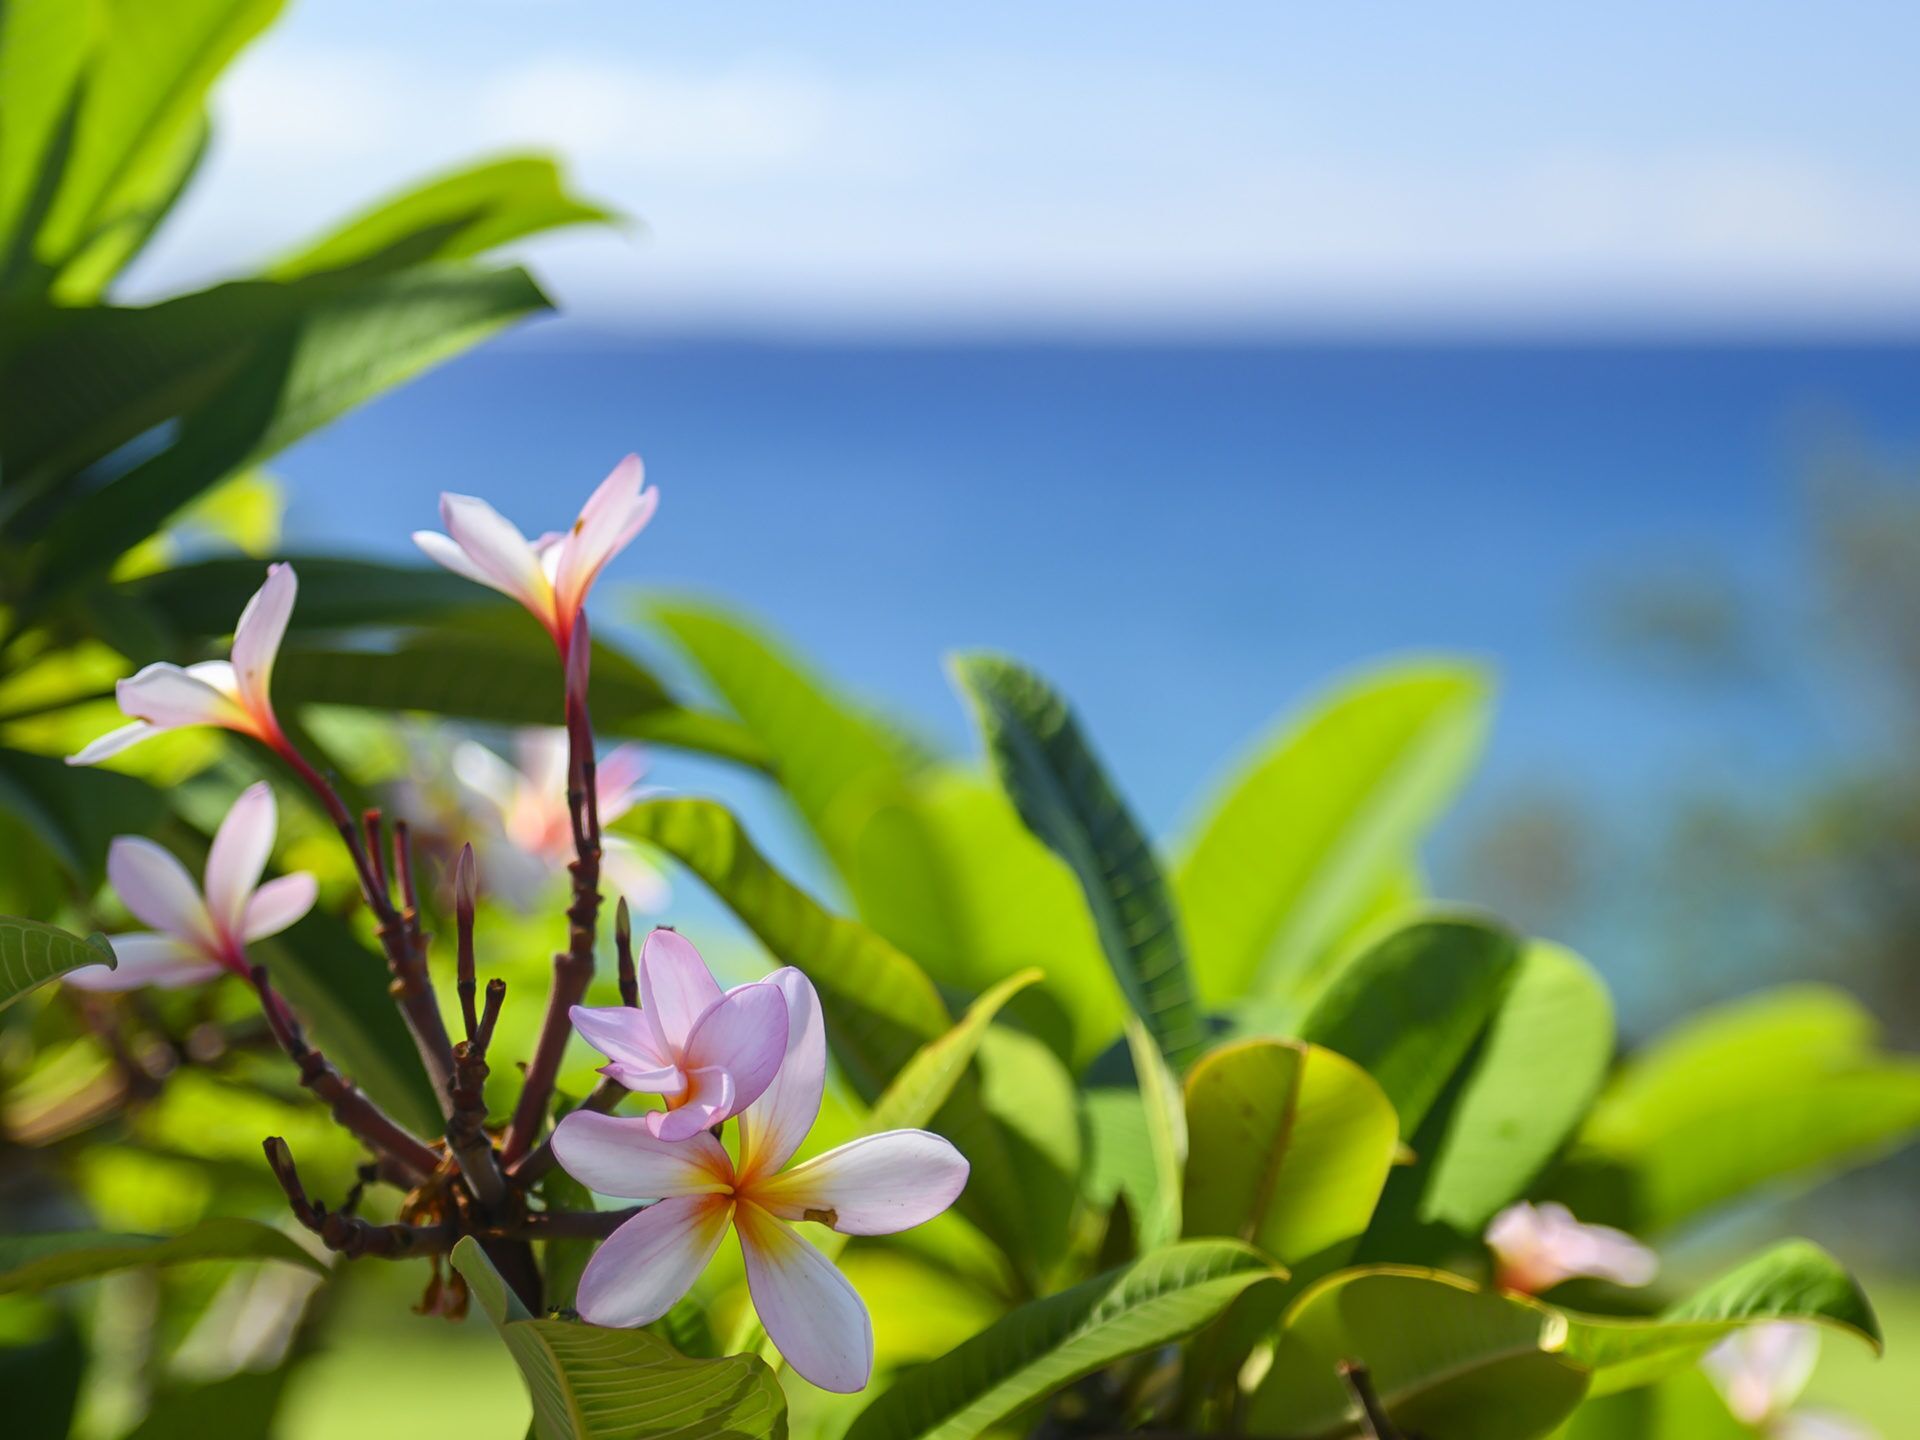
top-left (231, 563), bottom-right (294, 717)
top-left (553, 455), bottom-right (655, 619)
top-left (109, 837), bottom-right (213, 946)
top-left (1703, 1323), bottom-right (1821, 1425)
top-left (205, 782), bottom-right (276, 943)
top-left (242, 873), bottom-right (318, 942)
top-left (68, 720), bottom-right (162, 766)
top-left (515, 728), bottom-right (571, 799)
top-left (437, 493), bottom-right (554, 622)
top-left (592, 744), bottom-right (650, 816)
top-left (737, 967), bottom-right (826, 1181)
top-left (574, 1195), bottom-right (734, 1329)
top-left (736, 1202), bottom-right (873, 1394)
top-left (753, 1130), bottom-right (969, 1236)
top-left (570, 1003), bottom-right (674, 1071)
top-left (639, 928), bottom-right (723, 1054)
top-left (682, 981), bottom-right (787, 1116)
top-left (116, 663), bottom-right (249, 730)
top-left (550, 1111), bottom-right (732, 1198)
top-left (601, 842), bottom-right (671, 913)
top-left (412, 529), bottom-right (498, 588)
top-left (646, 1066), bottom-right (735, 1142)
top-left (64, 933), bottom-right (227, 991)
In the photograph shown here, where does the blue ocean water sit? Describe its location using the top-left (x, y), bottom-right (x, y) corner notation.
top-left (278, 336), bottom-right (1920, 1011)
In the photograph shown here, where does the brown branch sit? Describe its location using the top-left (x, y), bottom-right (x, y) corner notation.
top-left (264, 1137), bottom-right (452, 1258)
top-left (448, 979), bottom-right (509, 1212)
top-left (1338, 1360), bottom-right (1406, 1440)
top-left (615, 897), bottom-right (638, 1009)
top-left (489, 1204), bottom-right (645, 1240)
top-left (455, 843), bottom-right (479, 1039)
top-left (506, 1076), bottom-right (627, 1185)
top-left (502, 617), bottom-right (604, 1165)
top-left (252, 967), bottom-right (440, 1181)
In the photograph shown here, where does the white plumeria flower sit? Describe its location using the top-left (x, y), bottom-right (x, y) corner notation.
top-left (67, 782), bottom-right (317, 991)
top-left (412, 455), bottom-right (657, 657)
top-left (452, 729), bottom-right (667, 911)
top-left (553, 967), bottom-right (970, 1394)
top-left (1702, 1324), bottom-right (1878, 1439)
top-left (1484, 1201), bottom-right (1658, 1295)
top-left (68, 563), bottom-right (297, 767)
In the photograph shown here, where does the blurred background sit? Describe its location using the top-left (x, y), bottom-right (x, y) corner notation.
top-left (18, 0), bottom-right (1920, 1434)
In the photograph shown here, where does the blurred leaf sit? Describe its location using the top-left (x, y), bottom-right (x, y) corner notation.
top-left (0, 1218), bottom-right (324, 1294)
top-left (114, 554), bottom-right (486, 638)
top-left (1248, 1268), bottom-right (1589, 1440)
top-left (973, 1026), bottom-right (1084, 1285)
top-left (452, 1237), bottom-right (789, 1440)
top-left (1125, 1014), bottom-right (1187, 1249)
top-left (10, 265), bottom-right (550, 579)
top-left (1552, 986), bottom-right (1920, 1233)
top-left (0, 0), bottom-right (88, 290)
top-left (0, 1303), bottom-right (85, 1440)
top-left (870, 968), bottom-right (1043, 1131)
top-left (124, 1367), bottom-right (292, 1440)
top-left (1297, 916), bottom-right (1522, 1139)
top-left (1559, 1240), bottom-right (1880, 1397)
top-left (256, 907), bottom-right (441, 1136)
top-left (0, 744), bottom-right (166, 885)
top-left (844, 1241), bottom-right (1278, 1440)
top-left (0, 916), bottom-right (114, 1010)
top-left (28, 0), bottom-right (283, 297)
top-left (1417, 941), bottom-right (1613, 1231)
top-left (270, 154), bottom-right (612, 280)
top-left (1176, 660), bottom-right (1490, 1009)
top-left (1183, 1038), bottom-right (1398, 1266)
top-left (1548, 1371), bottom-right (1754, 1440)
top-left (952, 653), bottom-right (1207, 1068)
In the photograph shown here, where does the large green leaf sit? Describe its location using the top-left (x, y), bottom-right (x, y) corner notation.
top-left (952, 653), bottom-right (1206, 1068)
top-left (114, 555), bottom-right (488, 639)
top-left (1551, 986), bottom-right (1920, 1233)
top-left (28, 0), bottom-right (283, 297)
top-left (1125, 1015), bottom-right (1188, 1248)
top-left (122, 1368), bottom-right (293, 1440)
top-left (0, 1219), bottom-right (324, 1294)
top-left (1248, 1268), bottom-right (1590, 1440)
top-left (1558, 1240), bottom-right (1880, 1397)
top-left (451, 1238), bottom-right (788, 1440)
top-left (0, 0), bottom-right (90, 288)
top-left (11, 265), bottom-right (550, 576)
top-left (270, 155), bottom-right (612, 281)
top-left (1175, 659), bottom-right (1490, 1008)
top-left (0, 917), bottom-right (114, 1011)
top-left (256, 907), bottom-right (441, 1137)
top-left (1297, 916), bottom-right (1522, 1137)
top-left (1182, 1038), bottom-right (1399, 1266)
top-left (845, 1242), bottom-right (1279, 1440)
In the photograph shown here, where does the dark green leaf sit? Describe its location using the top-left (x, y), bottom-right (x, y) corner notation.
top-left (0, 916), bottom-right (114, 1009)
top-left (123, 1367), bottom-right (292, 1440)
top-left (0, 1218), bottom-right (325, 1294)
top-left (952, 653), bottom-right (1206, 1068)
top-left (0, 745), bottom-right (166, 886)
top-left (845, 1242), bottom-right (1278, 1440)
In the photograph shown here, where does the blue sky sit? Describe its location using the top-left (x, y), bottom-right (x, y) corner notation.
top-left (132, 1), bottom-right (1920, 332)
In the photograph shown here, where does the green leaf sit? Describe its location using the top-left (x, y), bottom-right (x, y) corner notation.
top-left (845, 1241), bottom-right (1279, 1440)
top-left (1176, 659), bottom-right (1490, 1008)
top-left (1248, 1267), bottom-right (1590, 1440)
top-left (1547, 1371), bottom-right (1754, 1440)
top-left (451, 1238), bottom-right (789, 1440)
top-left (1125, 1014), bottom-right (1188, 1249)
top-left (869, 968), bottom-right (1043, 1132)
top-left (0, 0), bottom-right (90, 290)
top-left (1182, 1038), bottom-right (1399, 1265)
top-left (0, 1218), bottom-right (325, 1294)
top-left (1559, 1240), bottom-right (1881, 1397)
top-left (123, 1368), bottom-right (292, 1440)
top-left (1297, 916), bottom-right (1522, 1138)
top-left (256, 908), bottom-right (441, 1136)
top-left (1417, 941), bottom-right (1613, 1231)
top-left (30, 0), bottom-right (284, 296)
top-left (114, 555), bottom-right (488, 639)
top-left (1552, 986), bottom-right (1920, 1233)
top-left (952, 653), bottom-right (1207, 1068)
top-left (0, 917), bottom-right (114, 1010)
top-left (0, 745), bottom-right (166, 886)
top-left (270, 154), bottom-right (612, 281)
top-left (0, 1305), bottom-right (85, 1440)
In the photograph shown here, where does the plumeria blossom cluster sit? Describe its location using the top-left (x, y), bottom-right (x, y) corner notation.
top-left (559, 944), bottom-right (970, 1392)
top-left (1483, 1200), bottom-right (1659, 1295)
top-left (60, 455), bottom-right (968, 1392)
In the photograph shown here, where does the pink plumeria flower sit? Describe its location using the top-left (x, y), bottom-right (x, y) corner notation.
top-left (1703, 1325), bottom-right (1878, 1439)
top-left (452, 729), bottom-right (667, 911)
top-left (553, 967), bottom-right (969, 1393)
top-left (568, 929), bottom-right (787, 1143)
top-left (67, 782), bottom-right (317, 991)
top-left (68, 564), bottom-right (297, 767)
top-left (1484, 1201), bottom-right (1658, 1295)
top-left (411, 455), bottom-right (657, 657)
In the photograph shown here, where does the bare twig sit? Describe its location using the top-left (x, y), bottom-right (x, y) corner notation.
top-left (501, 613), bottom-right (604, 1165)
top-left (264, 1137), bottom-right (452, 1258)
top-left (489, 1204), bottom-right (645, 1240)
top-left (454, 843), bottom-right (479, 1040)
top-left (252, 966), bottom-right (440, 1181)
top-left (448, 979), bottom-right (509, 1211)
top-left (1338, 1360), bottom-right (1405, 1440)
top-left (615, 897), bottom-right (638, 1009)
